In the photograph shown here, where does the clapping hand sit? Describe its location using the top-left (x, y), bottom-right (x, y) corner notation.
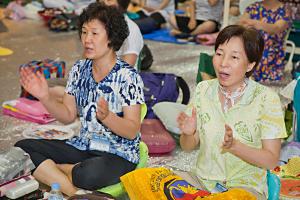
top-left (177, 107), bottom-right (197, 136)
top-left (19, 67), bottom-right (49, 101)
top-left (96, 97), bottom-right (110, 121)
top-left (222, 124), bottom-right (235, 150)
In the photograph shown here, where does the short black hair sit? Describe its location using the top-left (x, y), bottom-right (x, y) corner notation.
top-left (116, 0), bottom-right (130, 13)
top-left (215, 25), bottom-right (264, 77)
top-left (96, 0), bottom-right (130, 13)
top-left (78, 2), bottom-right (129, 51)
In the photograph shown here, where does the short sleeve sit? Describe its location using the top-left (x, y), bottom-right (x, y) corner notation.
top-left (65, 60), bottom-right (82, 96)
top-left (278, 5), bottom-right (292, 27)
top-left (245, 2), bottom-right (257, 14)
top-left (260, 91), bottom-right (287, 139)
top-left (121, 72), bottom-right (145, 106)
top-left (117, 17), bottom-right (143, 56)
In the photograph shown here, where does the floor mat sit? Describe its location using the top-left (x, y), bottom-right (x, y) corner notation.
top-left (0, 20), bottom-right (8, 32)
top-left (143, 28), bottom-right (194, 44)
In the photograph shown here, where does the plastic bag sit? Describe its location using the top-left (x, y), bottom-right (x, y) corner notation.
top-left (0, 147), bottom-right (35, 185)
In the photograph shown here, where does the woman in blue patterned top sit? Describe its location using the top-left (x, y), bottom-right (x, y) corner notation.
top-left (15, 2), bottom-right (144, 196)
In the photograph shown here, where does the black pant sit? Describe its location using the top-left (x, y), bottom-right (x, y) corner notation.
top-left (134, 11), bottom-right (166, 34)
top-left (176, 16), bottom-right (219, 33)
top-left (15, 139), bottom-right (136, 190)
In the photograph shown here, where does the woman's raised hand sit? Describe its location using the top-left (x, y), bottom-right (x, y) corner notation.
top-left (177, 107), bottom-right (197, 135)
top-left (222, 124), bottom-right (235, 150)
top-left (96, 97), bottom-right (110, 121)
top-left (19, 67), bottom-right (49, 101)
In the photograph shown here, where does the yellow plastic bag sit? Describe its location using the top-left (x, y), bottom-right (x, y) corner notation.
top-left (199, 188), bottom-right (257, 200)
top-left (121, 167), bottom-right (210, 200)
top-left (121, 167), bottom-right (257, 200)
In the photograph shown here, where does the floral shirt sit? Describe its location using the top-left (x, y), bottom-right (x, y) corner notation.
top-left (188, 79), bottom-right (287, 195)
top-left (246, 2), bottom-right (292, 81)
top-left (65, 58), bottom-right (144, 164)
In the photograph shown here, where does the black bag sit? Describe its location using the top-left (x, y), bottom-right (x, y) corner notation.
top-left (134, 11), bottom-right (165, 34)
top-left (140, 72), bottom-right (190, 119)
top-left (139, 44), bottom-right (153, 71)
top-left (49, 13), bottom-right (78, 32)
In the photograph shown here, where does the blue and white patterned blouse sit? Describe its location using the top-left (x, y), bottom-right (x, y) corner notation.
top-left (65, 58), bottom-right (144, 164)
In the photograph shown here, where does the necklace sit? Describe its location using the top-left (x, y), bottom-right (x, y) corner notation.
top-left (219, 79), bottom-right (248, 112)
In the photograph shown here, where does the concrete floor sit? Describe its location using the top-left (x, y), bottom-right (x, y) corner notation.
top-left (0, 16), bottom-right (213, 152)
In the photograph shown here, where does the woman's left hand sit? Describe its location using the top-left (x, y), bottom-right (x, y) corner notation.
top-left (96, 97), bottom-right (110, 121)
top-left (222, 124), bottom-right (235, 150)
top-left (188, 19), bottom-right (197, 30)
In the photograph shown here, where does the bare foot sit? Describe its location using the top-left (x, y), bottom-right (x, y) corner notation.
top-left (170, 29), bottom-right (182, 36)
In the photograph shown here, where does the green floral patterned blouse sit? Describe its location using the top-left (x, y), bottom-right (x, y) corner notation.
top-left (187, 79), bottom-right (287, 195)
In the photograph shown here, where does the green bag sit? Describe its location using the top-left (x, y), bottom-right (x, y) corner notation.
top-left (284, 107), bottom-right (294, 139)
top-left (196, 53), bottom-right (216, 84)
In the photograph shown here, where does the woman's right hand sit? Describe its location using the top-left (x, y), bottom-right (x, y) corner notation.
top-left (20, 67), bottom-right (49, 101)
top-left (188, 19), bottom-right (196, 30)
top-left (177, 107), bottom-right (197, 135)
top-left (239, 18), bottom-right (258, 29)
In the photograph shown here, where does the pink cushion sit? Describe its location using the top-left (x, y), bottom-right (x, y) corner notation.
top-left (141, 119), bottom-right (176, 154)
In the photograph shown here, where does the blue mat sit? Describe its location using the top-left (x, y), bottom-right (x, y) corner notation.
top-left (143, 28), bottom-right (188, 44)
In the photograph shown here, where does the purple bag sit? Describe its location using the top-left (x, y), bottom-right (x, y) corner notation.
top-left (140, 72), bottom-right (190, 119)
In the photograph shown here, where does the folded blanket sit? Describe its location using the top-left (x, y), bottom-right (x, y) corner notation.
top-left (2, 98), bottom-right (55, 124)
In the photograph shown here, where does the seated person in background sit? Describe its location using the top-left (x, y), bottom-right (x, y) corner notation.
top-left (229, 0), bottom-right (240, 16)
top-left (239, 0), bottom-right (292, 82)
top-left (3, 0), bottom-right (26, 21)
top-left (177, 25), bottom-right (287, 199)
top-left (97, 0), bottom-right (144, 67)
top-left (97, 0), bottom-right (144, 66)
top-left (50, 0), bottom-right (144, 101)
top-left (169, 0), bottom-right (223, 38)
top-left (131, 0), bottom-right (175, 34)
top-left (15, 2), bottom-right (144, 196)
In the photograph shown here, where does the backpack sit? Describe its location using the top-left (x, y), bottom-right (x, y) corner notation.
top-left (140, 72), bottom-right (190, 119)
top-left (138, 44), bottom-right (153, 71)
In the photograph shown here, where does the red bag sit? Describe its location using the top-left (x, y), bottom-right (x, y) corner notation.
top-left (141, 119), bottom-right (176, 154)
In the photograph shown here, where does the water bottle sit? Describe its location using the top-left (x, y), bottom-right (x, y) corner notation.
top-left (48, 183), bottom-right (64, 200)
